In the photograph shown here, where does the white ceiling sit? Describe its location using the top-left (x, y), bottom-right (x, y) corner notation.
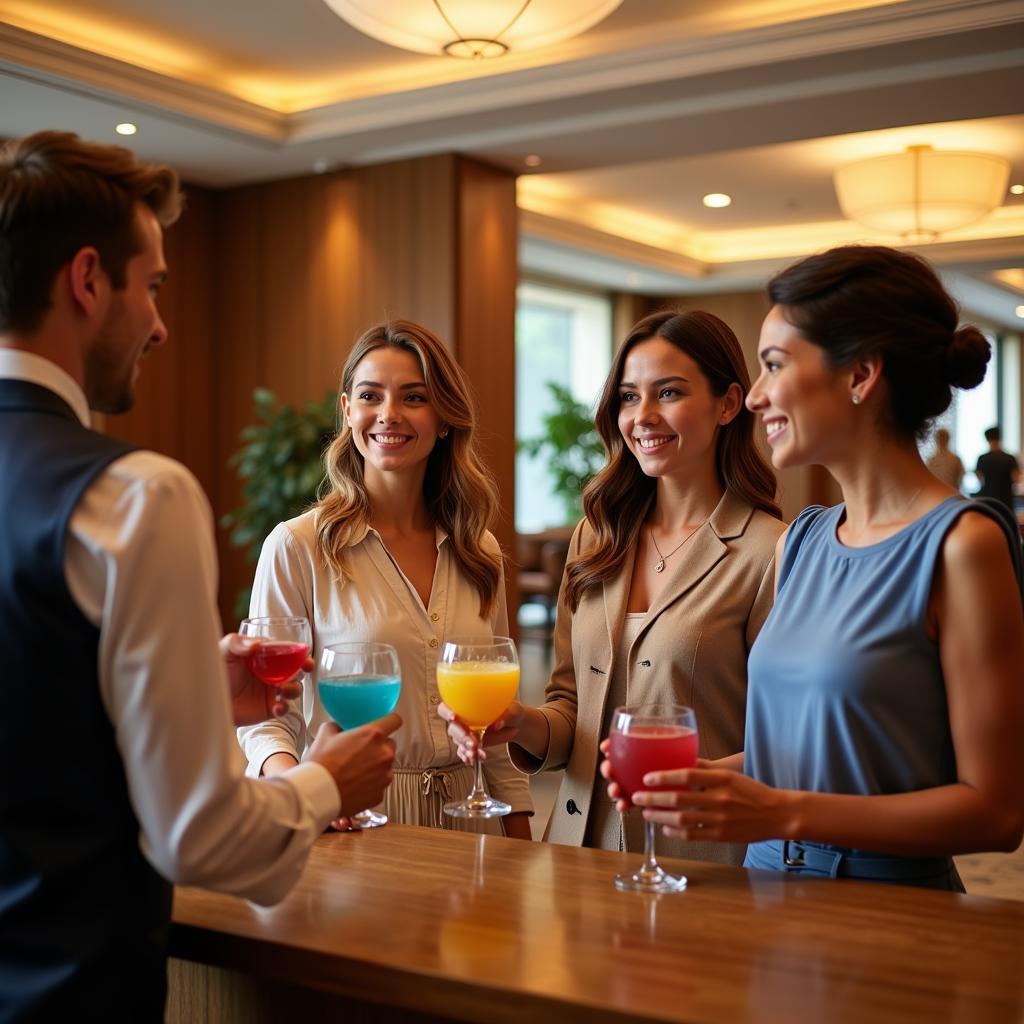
top-left (1, 0), bottom-right (1023, 324)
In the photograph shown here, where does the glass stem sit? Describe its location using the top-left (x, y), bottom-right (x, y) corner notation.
top-left (470, 729), bottom-right (488, 798)
top-left (643, 818), bottom-right (660, 876)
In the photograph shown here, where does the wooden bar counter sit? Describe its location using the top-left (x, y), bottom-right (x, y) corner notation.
top-left (168, 824), bottom-right (1024, 1023)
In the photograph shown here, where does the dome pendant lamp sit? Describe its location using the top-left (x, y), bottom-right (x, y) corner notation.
top-left (322, 0), bottom-right (624, 59)
top-left (834, 145), bottom-right (1010, 243)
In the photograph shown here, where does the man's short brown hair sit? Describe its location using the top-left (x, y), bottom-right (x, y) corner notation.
top-left (0, 131), bottom-right (183, 333)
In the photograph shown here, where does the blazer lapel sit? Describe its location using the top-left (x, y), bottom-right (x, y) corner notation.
top-left (603, 538), bottom-right (636, 660)
top-left (641, 489), bottom-right (753, 625)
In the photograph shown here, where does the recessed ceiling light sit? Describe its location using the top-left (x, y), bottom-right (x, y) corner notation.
top-left (115, 122), bottom-right (137, 136)
top-left (524, 154), bottom-right (542, 168)
top-left (703, 193), bottom-right (732, 208)
top-left (1016, 305), bottom-right (1024, 319)
top-left (1011, 184), bottom-right (1024, 195)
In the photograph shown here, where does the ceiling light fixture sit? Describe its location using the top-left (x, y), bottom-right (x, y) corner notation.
top-left (524, 154), bottom-right (542, 167)
top-left (1017, 306), bottom-right (1024, 319)
top-left (702, 193), bottom-right (732, 208)
top-left (834, 145), bottom-right (1010, 242)
top-left (321, 1), bottom-right (623, 59)
top-left (115, 122), bottom-right (137, 136)
top-left (1011, 184), bottom-right (1024, 196)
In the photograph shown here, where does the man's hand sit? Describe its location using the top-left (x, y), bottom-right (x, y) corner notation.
top-left (307, 714), bottom-right (402, 816)
top-left (221, 633), bottom-right (310, 726)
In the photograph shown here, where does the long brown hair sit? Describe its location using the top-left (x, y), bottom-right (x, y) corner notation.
top-left (565, 309), bottom-right (780, 612)
top-left (314, 320), bottom-right (502, 617)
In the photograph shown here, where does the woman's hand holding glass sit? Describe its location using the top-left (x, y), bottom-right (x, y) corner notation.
top-left (439, 698), bottom-right (528, 764)
top-left (604, 704), bottom-right (698, 893)
top-left (437, 637), bottom-right (520, 818)
top-left (601, 747), bottom-right (793, 844)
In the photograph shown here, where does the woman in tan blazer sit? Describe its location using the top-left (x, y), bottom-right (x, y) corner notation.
top-left (444, 310), bottom-right (785, 865)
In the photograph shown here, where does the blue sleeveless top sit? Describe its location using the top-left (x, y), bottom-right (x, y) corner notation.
top-left (745, 496), bottom-right (989, 797)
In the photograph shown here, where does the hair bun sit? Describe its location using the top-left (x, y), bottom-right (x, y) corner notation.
top-left (945, 325), bottom-right (990, 390)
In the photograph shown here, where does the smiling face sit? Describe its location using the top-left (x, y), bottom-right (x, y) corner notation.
top-left (747, 304), bottom-right (853, 469)
top-left (616, 336), bottom-right (738, 484)
top-left (83, 204), bottom-right (168, 414)
top-left (339, 344), bottom-right (443, 482)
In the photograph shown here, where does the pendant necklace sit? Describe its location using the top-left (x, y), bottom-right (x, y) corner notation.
top-left (649, 514), bottom-right (710, 573)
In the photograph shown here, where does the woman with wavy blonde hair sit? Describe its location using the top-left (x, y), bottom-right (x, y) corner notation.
top-left (239, 320), bottom-right (532, 837)
top-left (443, 309), bottom-right (784, 865)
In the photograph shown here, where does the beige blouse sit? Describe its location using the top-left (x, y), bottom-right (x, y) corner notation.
top-left (237, 511), bottom-right (533, 833)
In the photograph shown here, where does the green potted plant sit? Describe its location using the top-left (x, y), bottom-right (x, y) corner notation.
top-left (518, 382), bottom-right (606, 523)
top-left (222, 387), bottom-right (338, 616)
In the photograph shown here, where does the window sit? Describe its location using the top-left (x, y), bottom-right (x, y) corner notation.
top-left (515, 281), bottom-right (613, 532)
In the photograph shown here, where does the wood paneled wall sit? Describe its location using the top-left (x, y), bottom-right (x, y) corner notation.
top-left (103, 155), bottom-right (518, 626)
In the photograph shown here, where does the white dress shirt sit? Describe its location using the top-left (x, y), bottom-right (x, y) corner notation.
top-left (0, 350), bottom-right (340, 906)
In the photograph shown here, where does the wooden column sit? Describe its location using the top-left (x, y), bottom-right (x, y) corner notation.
top-left (454, 157), bottom-right (519, 621)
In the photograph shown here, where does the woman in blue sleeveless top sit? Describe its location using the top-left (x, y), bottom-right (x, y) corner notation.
top-left (607, 245), bottom-right (1024, 890)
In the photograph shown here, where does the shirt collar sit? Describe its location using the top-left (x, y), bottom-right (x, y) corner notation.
top-left (0, 350), bottom-right (90, 427)
top-left (360, 522), bottom-right (451, 550)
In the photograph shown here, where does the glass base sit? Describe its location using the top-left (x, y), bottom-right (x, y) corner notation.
top-left (444, 795), bottom-right (512, 819)
top-left (614, 864), bottom-right (688, 893)
top-left (351, 809), bottom-right (388, 829)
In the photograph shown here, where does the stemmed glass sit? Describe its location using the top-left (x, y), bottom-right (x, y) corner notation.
top-left (437, 636), bottom-right (519, 818)
top-left (608, 703), bottom-right (698, 893)
top-left (318, 641), bottom-right (401, 829)
top-left (239, 616), bottom-right (311, 706)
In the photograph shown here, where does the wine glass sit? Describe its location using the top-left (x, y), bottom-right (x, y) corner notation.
top-left (318, 641), bottom-right (401, 829)
top-left (437, 636), bottom-right (519, 818)
top-left (608, 703), bottom-right (698, 893)
top-left (239, 616), bottom-right (311, 706)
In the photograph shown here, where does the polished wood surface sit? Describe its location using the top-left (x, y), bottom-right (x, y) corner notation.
top-left (170, 824), bottom-right (1024, 1024)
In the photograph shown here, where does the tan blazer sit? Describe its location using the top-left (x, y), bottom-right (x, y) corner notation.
top-left (510, 489), bottom-right (785, 862)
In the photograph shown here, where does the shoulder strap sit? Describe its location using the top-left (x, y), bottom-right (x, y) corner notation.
top-left (969, 497), bottom-right (1024, 602)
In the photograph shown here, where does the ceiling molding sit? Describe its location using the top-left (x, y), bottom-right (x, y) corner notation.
top-left (520, 210), bottom-right (707, 279)
top-left (0, 22), bottom-right (286, 140)
top-left (3, 0), bottom-right (1021, 151)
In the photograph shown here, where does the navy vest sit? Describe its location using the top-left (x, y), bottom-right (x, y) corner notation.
top-left (0, 380), bottom-right (171, 1022)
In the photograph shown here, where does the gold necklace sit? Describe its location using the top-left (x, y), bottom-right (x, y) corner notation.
top-left (649, 515), bottom-right (710, 573)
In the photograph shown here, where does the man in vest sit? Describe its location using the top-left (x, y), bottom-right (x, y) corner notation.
top-left (0, 131), bottom-right (401, 1021)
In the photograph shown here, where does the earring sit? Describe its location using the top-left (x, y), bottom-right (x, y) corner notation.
top-left (851, 393), bottom-right (861, 405)
top-left (439, 428), bottom-right (449, 439)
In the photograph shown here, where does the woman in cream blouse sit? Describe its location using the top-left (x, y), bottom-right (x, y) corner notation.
top-left (239, 320), bottom-right (532, 837)
top-left (444, 310), bottom-right (784, 863)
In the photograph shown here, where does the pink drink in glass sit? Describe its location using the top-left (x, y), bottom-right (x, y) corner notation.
top-left (610, 725), bottom-right (698, 800)
top-left (246, 641), bottom-right (309, 686)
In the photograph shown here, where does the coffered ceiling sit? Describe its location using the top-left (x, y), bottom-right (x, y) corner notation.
top-left (1, 0), bottom-right (1023, 323)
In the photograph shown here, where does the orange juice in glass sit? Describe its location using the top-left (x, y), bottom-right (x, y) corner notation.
top-left (437, 636), bottom-right (518, 818)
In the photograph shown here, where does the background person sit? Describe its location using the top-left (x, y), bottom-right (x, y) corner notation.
top-left (976, 425), bottom-right (1020, 516)
top-left (925, 427), bottom-right (964, 491)
top-left (238, 320), bottom-right (532, 837)
top-left (443, 310), bottom-right (784, 865)
top-left (616, 246), bottom-right (1024, 890)
top-left (0, 131), bottom-right (399, 1021)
